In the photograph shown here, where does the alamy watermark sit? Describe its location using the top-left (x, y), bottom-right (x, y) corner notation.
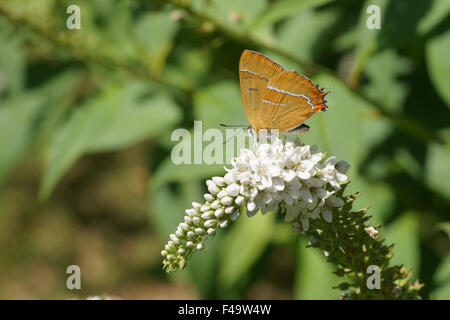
top-left (66, 265), bottom-right (81, 290)
top-left (66, 5), bottom-right (81, 30)
top-left (366, 5), bottom-right (381, 30)
top-left (171, 121), bottom-right (279, 165)
top-left (366, 265), bottom-right (381, 289)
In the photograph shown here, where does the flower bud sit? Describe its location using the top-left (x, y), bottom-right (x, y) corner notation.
top-left (217, 190), bottom-right (227, 199)
top-left (212, 176), bottom-right (225, 186)
top-left (210, 200), bottom-right (221, 209)
top-left (335, 160), bottom-right (350, 174)
top-left (215, 208), bottom-right (225, 218)
top-left (184, 216), bottom-right (192, 224)
top-left (195, 228), bottom-right (205, 235)
top-left (221, 196), bottom-right (234, 206)
top-left (226, 183), bottom-right (240, 197)
top-left (225, 206), bottom-right (235, 214)
top-left (235, 195), bottom-right (245, 206)
top-left (192, 202), bottom-right (202, 210)
top-left (201, 211), bottom-right (214, 220)
top-left (187, 231), bottom-right (195, 239)
top-left (204, 219), bottom-right (218, 228)
top-left (219, 220), bottom-right (229, 228)
top-left (206, 180), bottom-right (220, 195)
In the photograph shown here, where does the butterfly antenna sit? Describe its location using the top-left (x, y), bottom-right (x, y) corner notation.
top-left (223, 128), bottom-right (244, 144)
top-left (220, 123), bottom-right (248, 128)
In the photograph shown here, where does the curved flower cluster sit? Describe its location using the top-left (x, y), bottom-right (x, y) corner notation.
top-left (162, 136), bottom-right (349, 272)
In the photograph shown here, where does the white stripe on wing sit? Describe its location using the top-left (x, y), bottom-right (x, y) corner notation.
top-left (267, 85), bottom-right (314, 110)
top-left (262, 99), bottom-right (286, 106)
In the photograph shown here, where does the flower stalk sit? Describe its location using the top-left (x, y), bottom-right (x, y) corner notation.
top-left (161, 134), bottom-right (423, 299)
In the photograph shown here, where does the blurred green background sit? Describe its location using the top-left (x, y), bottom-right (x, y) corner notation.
top-left (0, 0), bottom-right (449, 299)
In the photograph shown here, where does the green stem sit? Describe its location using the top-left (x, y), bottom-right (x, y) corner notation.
top-left (306, 183), bottom-right (423, 299)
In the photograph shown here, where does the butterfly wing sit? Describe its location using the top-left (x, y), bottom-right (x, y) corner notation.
top-left (239, 50), bottom-right (285, 130)
top-left (258, 70), bottom-right (327, 132)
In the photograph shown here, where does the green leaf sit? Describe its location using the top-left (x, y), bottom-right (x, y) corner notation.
top-left (426, 29), bottom-right (450, 108)
top-left (0, 70), bottom-right (84, 187)
top-left (277, 6), bottom-right (339, 63)
top-left (0, 19), bottom-right (25, 96)
top-left (347, 0), bottom-right (389, 86)
top-left (363, 49), bottom-right (411, 112)
top-left (194, 81), bottom-right (250, 164)
top-left (135, 12), bottom-right (179, 76)
top-left (40, 82), bottom-right (181, 199)
top-left (191, 0), bottom-right (267, 32)
top-left (194, 81), bottom-right (247, 130)
top-left (88, 83), bottom-right (181, 152)
top-left (385, 212), bottom-right (420, 277)
top-left (300, 74), bottom-right (390, 175)
top-left (218, 212), bottom-right (275, 289)
top-left (249, 0), bottom-right (334, 30)
top-left (164, 49), bottom-right (212, 91)
top-left (351, 179), bottom-right (395, 225)
top-left (0, 94), bottom-right (43, 186)
top-left (295, 239), bottom-right (340, 299)
top-left (437, 222), bottom-right (450, 237)
top-left (432, 253), bottom-right (450, 299)
top-left (418, 0), bottom-right (450, 35)
top-left (39, 85), bottom-right (121, 200)
top-left (381, 0), bottom-right (431, 47)
top-left (425, 142), bottom-right (450, 201)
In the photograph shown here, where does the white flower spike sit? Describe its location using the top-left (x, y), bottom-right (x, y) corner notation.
top-left (162, 134), bottom-right (349, 272)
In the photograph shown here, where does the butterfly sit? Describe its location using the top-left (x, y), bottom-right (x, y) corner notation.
top-left (239, 50), bottom-right (328, 134)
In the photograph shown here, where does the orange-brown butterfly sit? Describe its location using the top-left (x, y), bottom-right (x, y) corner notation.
top-left (238, 50), bottom-right (328, 134)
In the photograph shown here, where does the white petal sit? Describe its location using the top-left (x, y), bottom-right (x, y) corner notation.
top-left (238, 172), bottom-right (251, 184)
top-left (300, 160), bottom-right (315, 171)
top-left (206, 180), bottom-right (220, 195)
top-left (261, 174), bottom-right (272, 188)
top-left (240, 185), bottom-right (249, 197)
top-left (247, 201), bottom-right (257, 212)
top-left (246, 208), bottom-right (258, 217)
top-left (327, 196), bottom-right (345, 207)
top-left (330, 180), bottom-right (341, 190)
top-left (226, 183), bottom-right (240, 197)
top-left (249, 187), bottom-right (259, 199)
top-left (335, 160), bottom-right (350, 174)
top-left (299, 188), bottom-right (313, 203)
top-left (336, 172), bottom-right (348, 182)
top-left (282, 170), bottom-right (296, 183)
top-left (268, 165), bottom-right (281, 177)
top-left (263, 192), bottom-right (273, 204)
top-left (310, 207), bottom-right (321, 219)
top-left (224, 172), bottom-right (235, 185)
top-left (325, 156), bottom-right (337, 166)
top-left (322, 207), bottom-right (333, 223)
top-left (301, 217), bottom-right (310, 232)
top-left (283, 192), bottom-right (294, 205)
top-left (306, 178), bottom-right (324, 188)
top-left (297, 170), bottom-right (311, 179)
top-left (272, 178), bottom-right (285, 191)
